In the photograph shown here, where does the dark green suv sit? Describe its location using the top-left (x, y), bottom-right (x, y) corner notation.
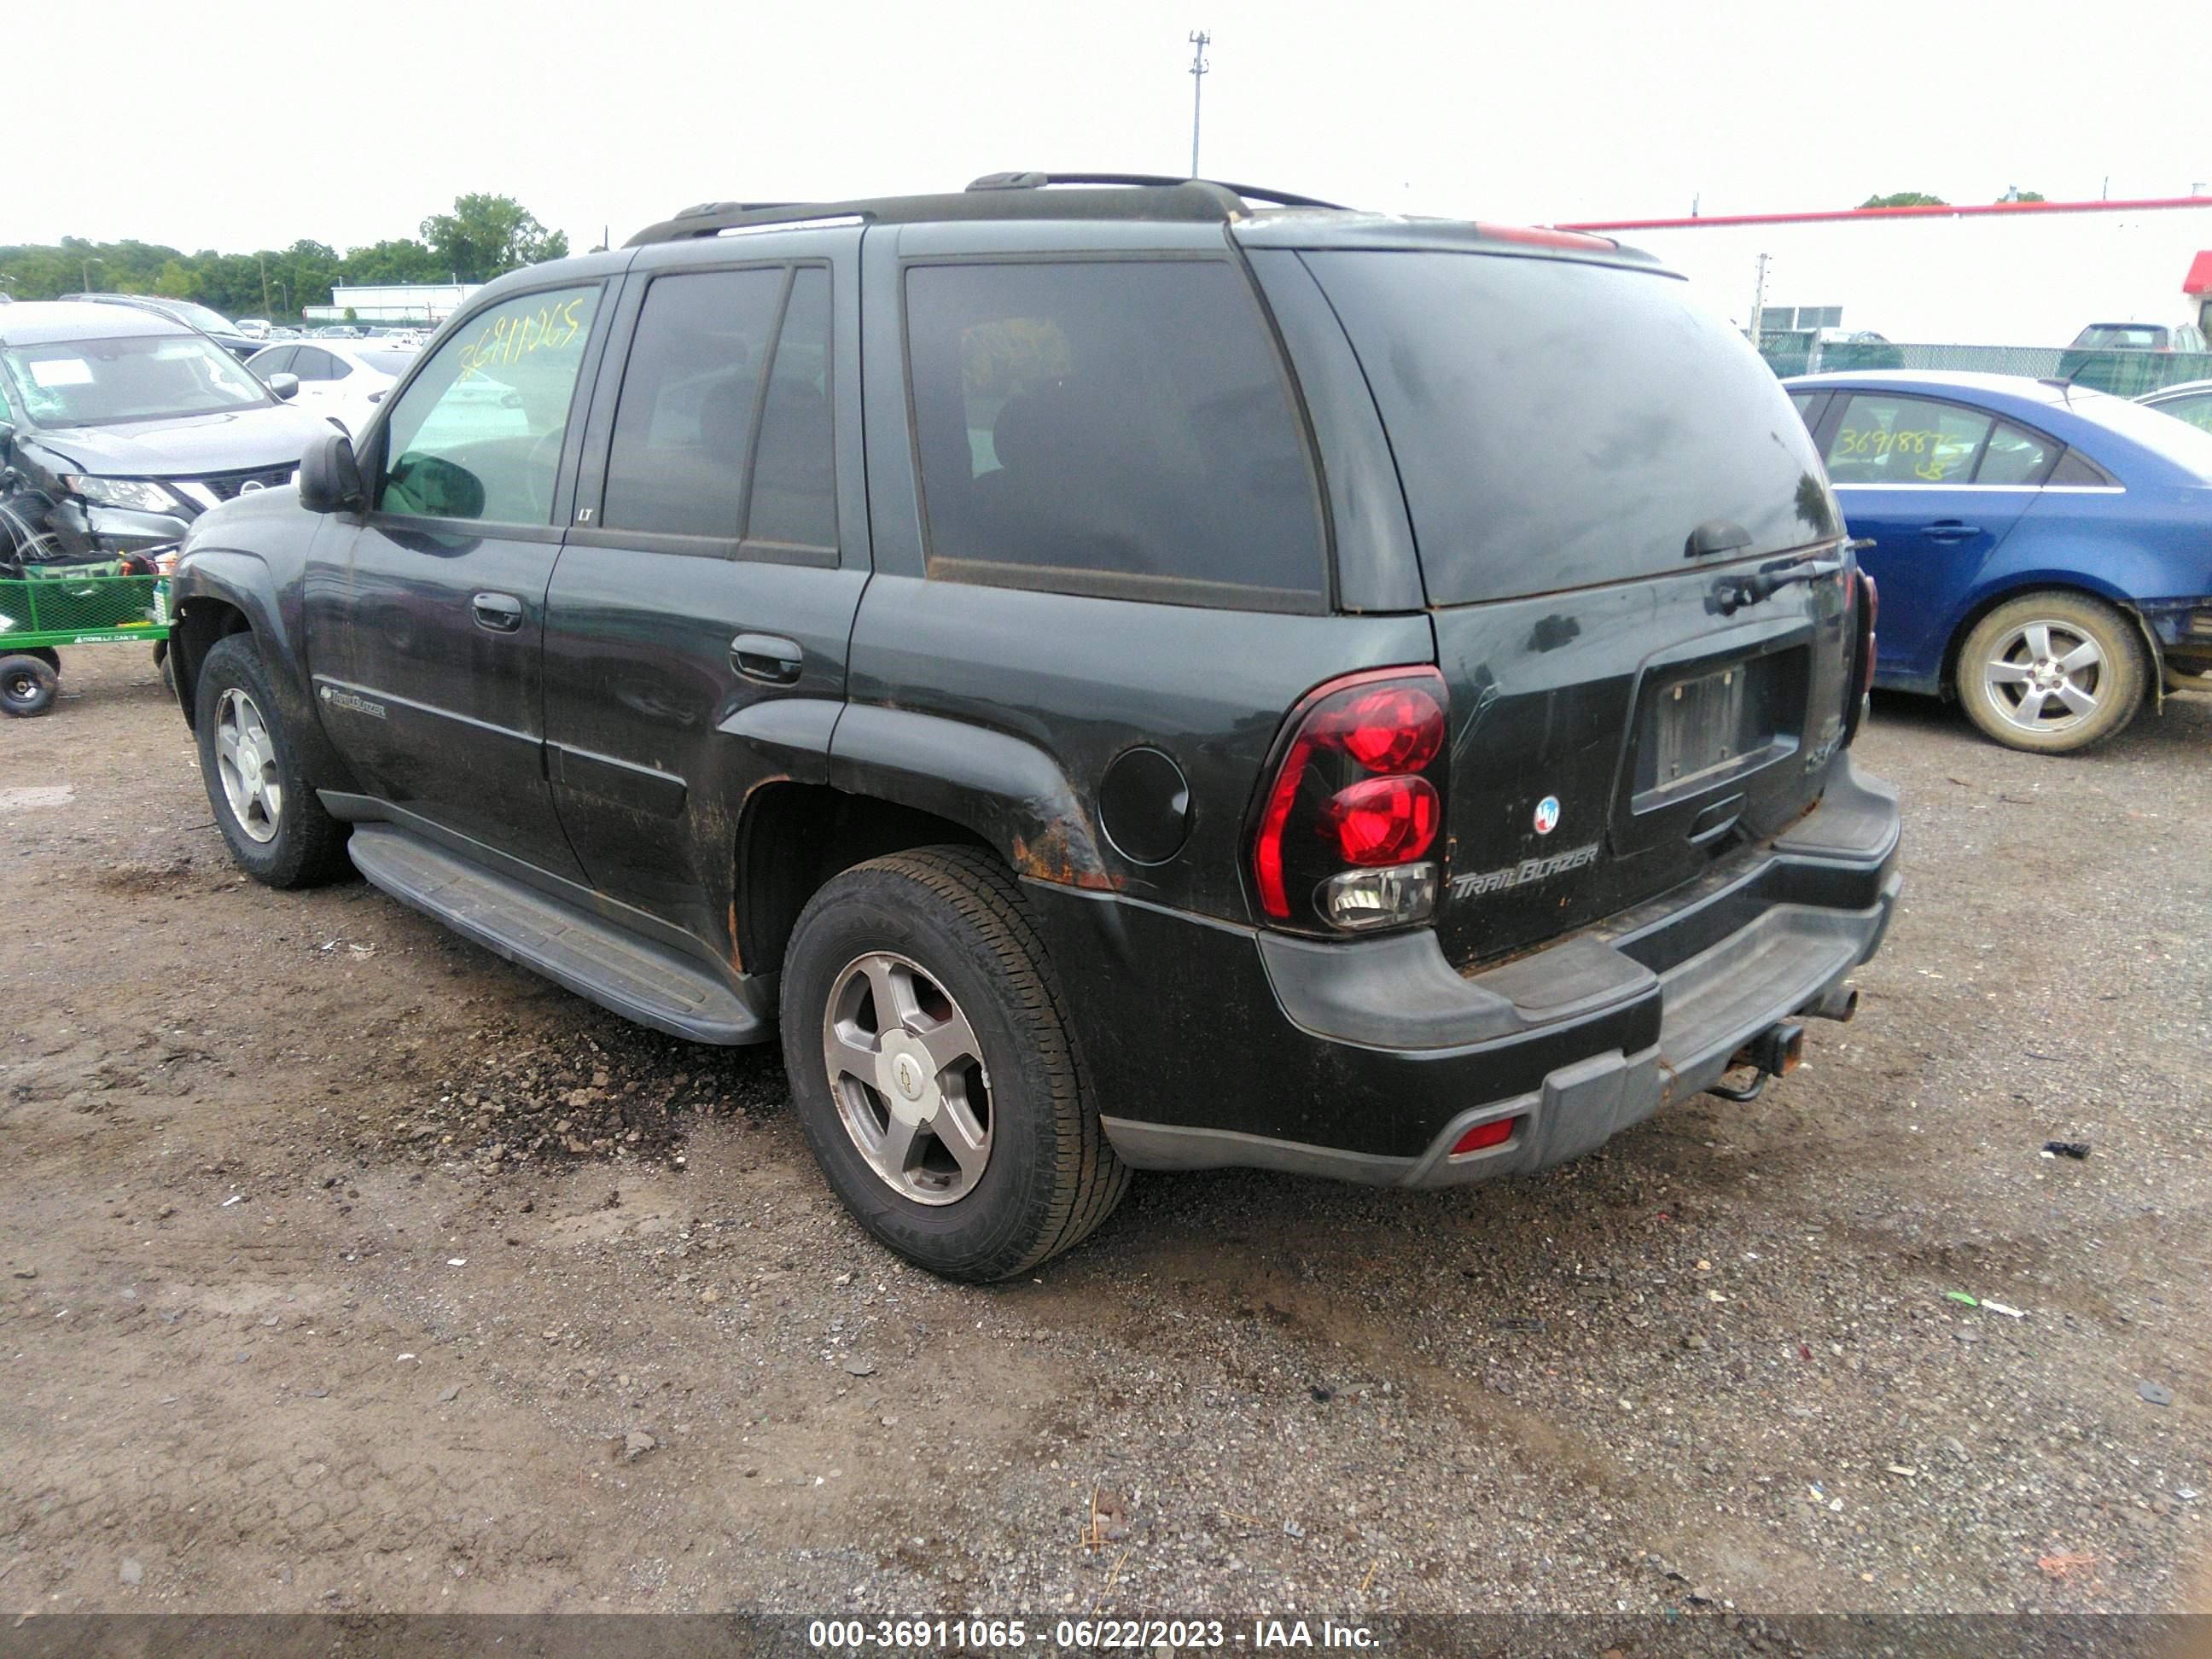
top-left (166, 174), bottom-right (1900, 1279)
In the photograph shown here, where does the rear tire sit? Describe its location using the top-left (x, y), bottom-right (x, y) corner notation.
top-left (1956, 592), bottom-right (2145, 754)
top-left (779, 846), bottom-right (1129, 1281)
top-left (194, 634), bottom-right (351, 888)
top-left (0, 655), bottom-right (58, 718)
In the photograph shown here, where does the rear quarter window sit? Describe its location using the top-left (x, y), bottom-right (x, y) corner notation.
top-left (904, 259), bottom-right (1325, 609)
top-left (1304, 250), bottom-right (1837, 604)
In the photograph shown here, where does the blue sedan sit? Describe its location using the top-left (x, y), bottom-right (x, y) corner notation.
top-left (1784, 370), bottom-right (2212, 752)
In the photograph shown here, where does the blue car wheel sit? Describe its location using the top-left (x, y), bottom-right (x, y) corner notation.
top-left (1956, 591), bottom-right (2146, 754)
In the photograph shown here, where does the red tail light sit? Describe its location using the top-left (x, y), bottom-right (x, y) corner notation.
top-left (1252, 667), bottom-right (1447, 929)
top-left (1843, 568), bottom-right (1877, 743)
top-left (1329, 775), bottom-right (1442, 865)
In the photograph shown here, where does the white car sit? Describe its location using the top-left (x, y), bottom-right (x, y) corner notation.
top-left (246, 340), bottom-right (418, 438)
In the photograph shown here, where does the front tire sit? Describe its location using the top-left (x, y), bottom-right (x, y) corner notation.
top-left (194, 634), bottom-right (350, 888)
top-left (1956, 592), bottom-right (2145, 754)
top-left (779, 847), bottom-right (1129, 1281)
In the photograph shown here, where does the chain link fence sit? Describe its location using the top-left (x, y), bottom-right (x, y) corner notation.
top-left (1757, 333), bottom-right (2212, 397)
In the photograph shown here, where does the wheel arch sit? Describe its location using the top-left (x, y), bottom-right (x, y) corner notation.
top-left (733, 783), bottom-right (995, 980)
top-left (168, 595), bottom-right (254, 730)
top-left (1939, 579), bottom-right (2159, 701)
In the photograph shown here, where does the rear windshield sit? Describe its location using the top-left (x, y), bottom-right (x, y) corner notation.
top-left (1304, 250), bottom-right (1839, 605)
top-left (2073, 325), bottom-right (2163, 349)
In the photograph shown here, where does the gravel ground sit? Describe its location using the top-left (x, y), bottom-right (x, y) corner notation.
top-left (1, 649), bottom-right (2207, 1620)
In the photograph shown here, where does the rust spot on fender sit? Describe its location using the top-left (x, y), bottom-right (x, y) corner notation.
top-left (1012, 820), bottom-right (1123, 892)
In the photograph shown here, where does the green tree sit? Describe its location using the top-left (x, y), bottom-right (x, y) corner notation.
top-left (340, 237), bottom-right (451, 288)
top-left (1996, 189), bottom-right (2046, 203)
top-left (419, 194), bottom-right (568, 283)
top-left (1859, 191), bottom-right (1947, 208)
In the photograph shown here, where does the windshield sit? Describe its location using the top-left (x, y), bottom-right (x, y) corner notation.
top-left (1303, 249), bottom-right (1838, 605)
top-left (0, 333), bottom-right (274, 428)
top-left (164, 300), bottom-right (238, 335)
top-left (358, 349), bottom-right (418, 375)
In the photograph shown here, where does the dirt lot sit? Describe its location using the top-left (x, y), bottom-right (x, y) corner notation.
top-left (3, 649), bottom-right (2208, 1619)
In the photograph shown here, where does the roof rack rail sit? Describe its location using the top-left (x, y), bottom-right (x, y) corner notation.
top-left (626, 175), bottom-right (1353, 247)
top-left (965, 171), bottom-right (1348, 210)
top-left (674, 200), bottom-right (799, 220)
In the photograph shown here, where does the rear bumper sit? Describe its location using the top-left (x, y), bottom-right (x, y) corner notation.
top-left (2139, 597), bottom-right (2212, 672)
top-left (1030, 759), bottom-right (1901, 1186)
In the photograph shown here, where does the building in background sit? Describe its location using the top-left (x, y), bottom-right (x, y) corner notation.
top-left (1561, 196), bottom-right (2212, 347)
top-left (303, 282), bottom-right (481, 324)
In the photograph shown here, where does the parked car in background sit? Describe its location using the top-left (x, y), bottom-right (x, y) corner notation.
top-left (1787, 370), bottom-right (2212, 750)
top-left (166, 177), bottom-right (1899, 1279)
top-left (55, 293), bottom-right (262, 364)
top-left (2058, 321), bottom-right (2212, 396)
top-left (0, 302), bottom-right (328, 567)
top-left (234, 318), bottom-right (271, 341)
top-left (246, 339), bottom-right (417, 437)
top-left (2139, 378), bottom-right (2212, 434)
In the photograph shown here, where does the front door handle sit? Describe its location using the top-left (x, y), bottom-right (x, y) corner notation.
top-left (1922, 521), bottom-right (1982, 542)
top-left (731, 632), bottom-right (803, 684)
top-left (472, 591), bottom-right (524, 633)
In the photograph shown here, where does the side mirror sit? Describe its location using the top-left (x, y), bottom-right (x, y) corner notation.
top-left (266, 372), bottom-right (300, 402)
top-left (298, 428), bottom-right (365, 515)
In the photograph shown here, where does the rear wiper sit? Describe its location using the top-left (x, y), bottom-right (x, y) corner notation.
top-left (1708, 543), bottom-right (1866, 616)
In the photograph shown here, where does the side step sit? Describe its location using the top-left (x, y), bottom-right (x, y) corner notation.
top-left (346, 824), bottom-right (769, 1045)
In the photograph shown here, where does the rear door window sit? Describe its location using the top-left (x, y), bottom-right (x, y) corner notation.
top-left (1975, 420), bottom-right (2058, 486)
top-left (1825, 393), bottom-right (1989, 485)
top-left (1303, 250), bottom-right (1837, 604)
top-left (904, 259), bottom-right (1324, 608)
top-left (599, 267), bottom-right (784, 540)
top-left (746, 266), bottom-right (837, 552)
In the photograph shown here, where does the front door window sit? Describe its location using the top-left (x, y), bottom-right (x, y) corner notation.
top-left (376, 286), bottom-right (600, 524)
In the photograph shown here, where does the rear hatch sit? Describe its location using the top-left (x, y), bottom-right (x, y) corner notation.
top-left (1296, 243), bottom-right (1859, 967)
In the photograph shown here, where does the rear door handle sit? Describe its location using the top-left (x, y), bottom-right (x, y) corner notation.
top-left (472, 591), bottom-right (524, 632)
top-left (731, 632), bottom-right (803, 684)
top-left (1922, 521), bottom-right (1981, 542)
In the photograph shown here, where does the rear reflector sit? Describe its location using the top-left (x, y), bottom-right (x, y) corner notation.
top-left (1450, 1115), bottom-right (1522, 1156)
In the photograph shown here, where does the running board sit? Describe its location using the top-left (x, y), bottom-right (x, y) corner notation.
top-left (346, 824), bottom-right (769, 1045)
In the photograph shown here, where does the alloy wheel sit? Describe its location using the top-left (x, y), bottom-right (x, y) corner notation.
top-left (821, 951), bottom-right (992, 1205)
top-left (1982, 620), bottom-right (2104, 736)
top-left (214, 687), bottom-right (283, 844)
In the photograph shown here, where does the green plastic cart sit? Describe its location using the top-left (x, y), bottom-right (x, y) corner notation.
top-left (0, 562), bottom-right (171, 717)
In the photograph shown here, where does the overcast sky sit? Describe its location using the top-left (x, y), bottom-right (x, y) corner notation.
top-left (12, 0), bottom-right (2208, 255)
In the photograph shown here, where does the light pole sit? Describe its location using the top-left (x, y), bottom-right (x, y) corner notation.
top-left (258, 253), bottom-right (271, 317)
top-left (82, 256), bottom-right (104, 291)
top-left (1187, 30), bottom-right (1210, 178)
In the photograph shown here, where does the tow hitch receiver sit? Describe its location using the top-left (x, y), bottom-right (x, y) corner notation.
top-left (1704, 1020), bottom-right (1805, 1103)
